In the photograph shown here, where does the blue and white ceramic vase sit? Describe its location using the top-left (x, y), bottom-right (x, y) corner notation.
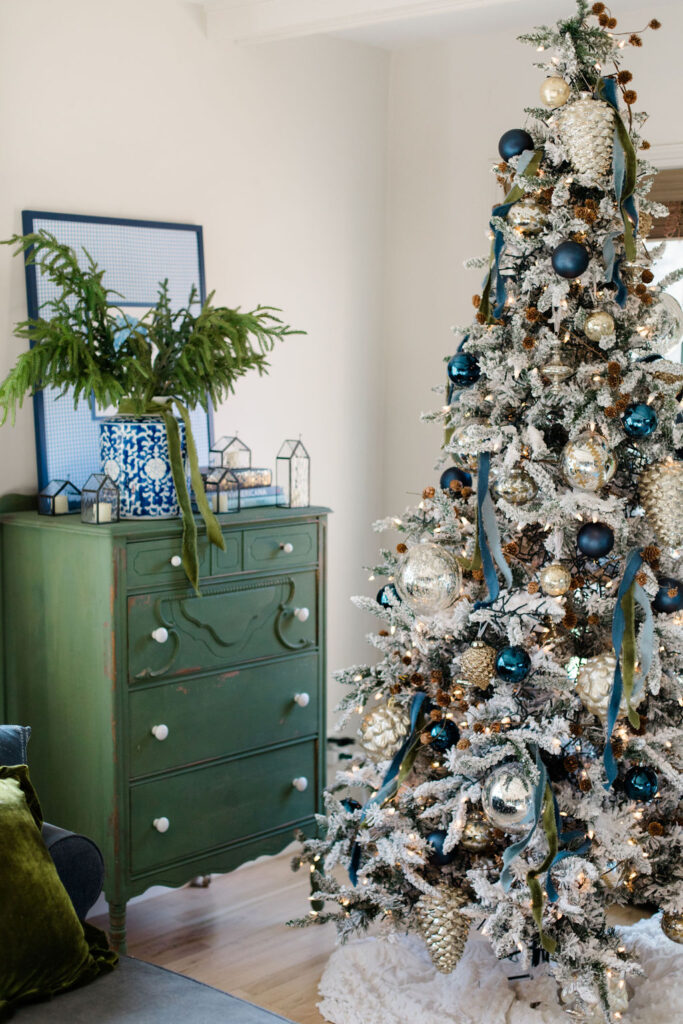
top-left (99, 415), bottom-right (187, 519)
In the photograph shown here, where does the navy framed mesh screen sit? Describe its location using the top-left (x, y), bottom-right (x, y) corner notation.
top-left (21, 211), bottom-right (213, 490)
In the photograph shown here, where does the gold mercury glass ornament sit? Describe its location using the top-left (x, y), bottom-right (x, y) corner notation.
top-left (492, 466), bottom-right (538, 505)
top-left (459, 809), bottom-right (497, 853)
top-left (662, 912), bottom-right (683, 944)
top-left (557, 92), bottom-right (615, 181)
top-left (542, 345), bottom-right (575, 385)
top-left (416, 887), bottom-right (470, 974)
top-left (360, 702), bottom-right (410, 759)
top-left (583, 310), bottom-right (615, 342)
top-left (460, 641), bottom-right (497, 690)
top-left (639, 459), bottom-right (683, 549)
top-left (539, 563), bottom-right (571, 596)
top-left (561, 431), bottom-right (616, 492)
top-left (574, 652), bottom-right (642, 722)
top-left (559, 972), bottom-right (629, 1020)
top-left (540, 76), bottom-right (571, 109)
top-left (506, 198), bottom-right (548, 236)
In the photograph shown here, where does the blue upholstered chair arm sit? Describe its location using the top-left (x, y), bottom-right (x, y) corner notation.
top-left (41, 823), bottom-right (105, 921)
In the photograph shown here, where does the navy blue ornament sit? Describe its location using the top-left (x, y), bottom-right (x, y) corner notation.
top-left (427, 830), bottom-right (457, 866)
top-left (577, 522), bottom-right (614, 559)
top-left (498, 129), bottom-right (534, 162)
top-left (624, 765), bottom-right (658, 802)
top-left (447, 352), bottom-right (480, 388)
top-left (495, 645), bottom-right (531, 683)
top-left (653, 577), bottom-right (683, 614)
top-left (440, 466), bottom-right (472, 493)
top-left (429, 719), bottom-right (460, 752)
top-left (376, 584), bottom-right (400, 608)
top-left (551, 241), bottom-right (590, 279)
top-left (342, 798), bottom-right (362, 813)
top-left (622, 402), bottom-right (658, 439)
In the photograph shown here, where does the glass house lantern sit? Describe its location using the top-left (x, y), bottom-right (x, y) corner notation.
top-left (38, 479), bottom-right (81, 516)
top-left (81, 473), bottom-right (120, 525)
top-left (276, 439), bottom-right (310, 508)
top-left (209, 435), bottom-right (251, 470)
top-left (201, 467), bottom-right (240, 514)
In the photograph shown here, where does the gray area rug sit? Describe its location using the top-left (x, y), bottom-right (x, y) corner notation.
top-left (14, 954), bottom-right (294, 1023)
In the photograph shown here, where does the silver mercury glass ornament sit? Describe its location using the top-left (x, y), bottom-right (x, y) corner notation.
top-left (492, 466), bottom-right (538, 505)
top-left (542, 345), bottom-right (575, 385)
top-left (395, 540), bottom-right (462, 616)
top-left (539, 563), bottom-right (571, 596)
top-left (561, 431), bottom-right (616, 492)
top-left (583, 310), bottom-right (615, 342)
top-left (481, 763), bottom-right (535, 833)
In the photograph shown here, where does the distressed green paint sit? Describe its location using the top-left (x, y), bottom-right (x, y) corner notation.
top-left (0, 506), bottom-right (329, 952)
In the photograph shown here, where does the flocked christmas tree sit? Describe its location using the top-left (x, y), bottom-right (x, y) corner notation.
top-left (292, 3), bottom-right (683, 1020)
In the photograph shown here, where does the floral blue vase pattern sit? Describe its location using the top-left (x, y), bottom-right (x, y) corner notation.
top-left (100, 415), bottom-right (187, 519)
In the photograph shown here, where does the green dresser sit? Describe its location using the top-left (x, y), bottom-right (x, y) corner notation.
top-left (0, 506), bottom-right (329, 950)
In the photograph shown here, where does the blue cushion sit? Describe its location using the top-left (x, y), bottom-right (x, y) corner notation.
top-left (0, 724), bottom-right (31, 766)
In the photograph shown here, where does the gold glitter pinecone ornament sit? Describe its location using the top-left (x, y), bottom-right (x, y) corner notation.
top-left (360, 702), bottom-right (410, 759)
top-left (416, 887), bottom-right (470, 974)
top-left (639, 459), bottom-right (683, 549)
top-left (460, 641), bottom-right (496, 690)
top-left (557, 92), bottom-right (615, 180)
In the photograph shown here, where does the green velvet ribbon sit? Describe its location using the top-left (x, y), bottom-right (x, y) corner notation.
top-left (526, 783), bottom-right (558, 954)
top-left (596, 78), bottom-right (638, 263)
top-left (620, 584), bottom-right (641, 730)
top-left (118, 399), bottom-right (225, 594)
top-left (458, 507), bottom-right (483, 573)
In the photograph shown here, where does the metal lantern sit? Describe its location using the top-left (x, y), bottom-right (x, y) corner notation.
top-left (200, 467), bottom-right (240, 514)
top-left (276, 439), bottom-right (310, 508)
top-left (209, 435), bottom-right (251, 469)
top-left (81, 473), bottom-right (120, 525)
top-left (38, 479), bottom-right (81, 516)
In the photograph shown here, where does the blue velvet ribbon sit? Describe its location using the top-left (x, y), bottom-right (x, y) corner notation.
top-left (545, 788), bottom-right (591, 902)
top-left (603, 549), bottom-right (645, 789)
top-left (348, 692), bottom-right (428, 885)
top-left (602, 230), bottom-right (629, 308)
top-left (500, 746), bottom-right (547, 892)
top-left (474, 453), bottom-right (513, 607)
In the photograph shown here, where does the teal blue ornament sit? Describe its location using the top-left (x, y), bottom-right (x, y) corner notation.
top-left (495, 645), bottom-right (531, 683)
top-left (624, 766), bottom-right (658, 802)
top-left (440, 466), bottom-right (472, 493)
top-left (377, 584), bottom-right (400, 608)
top-left (447, 352), bottom-right (480, 388)
top-left (429, 719), bottom-right (460, 752)
top-left (622, 402), bottom-right (658, 439)
top-left (551, 241), bottom-right (590, 279)
top-left (498, 129), bottom-right (534, 162)
top-left (342, 798), bottom-right (361, 813)
top-left (653, 577), bottom-right (683, 614)
top-left (427, 830), bottom-right (456, 866)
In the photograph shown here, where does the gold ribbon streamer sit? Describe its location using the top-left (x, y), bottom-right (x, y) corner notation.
top-left (526, 784), bottom-right (558, 955)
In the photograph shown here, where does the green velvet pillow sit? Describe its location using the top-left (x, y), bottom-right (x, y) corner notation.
top-left (0, 765), bottom-right (117, 1020)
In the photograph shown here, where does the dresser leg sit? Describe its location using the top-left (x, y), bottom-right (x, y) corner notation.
top-left (108, 901), bottom-right (127, 953)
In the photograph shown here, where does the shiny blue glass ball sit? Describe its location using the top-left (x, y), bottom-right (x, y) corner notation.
top-left (342, 798), bottom-right (361, 813)
top-left (495, 645), bottom-right (531, 683)
top-left (622, 402), bottom-right (658, 439)
top-left (447, 352), bottom-right (480, 388)
top-left (427, 830), bottom-right (456, 866)
top-left (498, 129), bottom-right (534, 162)
top-left (576, 522), bottom-right (614, 559)
top-left (440, 466), bottom-right (472, 493)
top-left (551, 241), bottom-right (590, 279)
top-left (429, 719), bottom-right (460, 752)
top-left (376, 584), bottom-right (400, 608)
top-left (624, 765), bottom-right (658, 802)
top-left (653, 577), bottom-right (683, 614)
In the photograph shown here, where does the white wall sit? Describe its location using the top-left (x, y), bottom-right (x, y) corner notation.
top-left (382, 1), bottom-right (683, 515)
top-left (0, 0), bottom-right (390, 726)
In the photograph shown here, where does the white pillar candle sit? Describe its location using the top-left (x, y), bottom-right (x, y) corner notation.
top-left (83, 502), bottom-right (112, 524)
top-left (208, 492), bottom-right (218, 513)
top-left (53, 493), bottom-right (70, 514)
top-left (218, 492), bottom-right (231, 513)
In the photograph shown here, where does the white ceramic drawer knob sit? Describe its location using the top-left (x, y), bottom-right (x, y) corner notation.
top-left (151, 724), bottom-right (169, 741)
top-left (170, 555), bottom-right (182, 567)
top-left (294, 607), bottom-right (310, 623)
top-left (153, 817), bottom-right (170, 833)
top-left (151, 627), bottom-right (169, 644)
top-left (294, 692), bottom-right (310, 708)
top-left (292, 776), bottom-right (309, 792)
top-left (280, 542), bottom-right (294, 554)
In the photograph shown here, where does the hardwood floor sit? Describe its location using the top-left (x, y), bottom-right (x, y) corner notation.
top-left (90, 848), bottom-right (337, 1024)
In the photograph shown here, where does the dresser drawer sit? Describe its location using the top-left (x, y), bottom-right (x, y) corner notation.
top-left (128, 653), bottom-right (319, 777)
top-left (127, 537), bottom-right (211, 589)
top-left (127, 571), bottom-right (317, 683)
top-left (129, 739), bottom-right (317, 874)
top-left (242, 523), bottom-right (318, 572)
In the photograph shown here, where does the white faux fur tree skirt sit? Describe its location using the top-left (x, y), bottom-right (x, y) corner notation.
top-left (318, 915), bottom-right (683, 1024)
